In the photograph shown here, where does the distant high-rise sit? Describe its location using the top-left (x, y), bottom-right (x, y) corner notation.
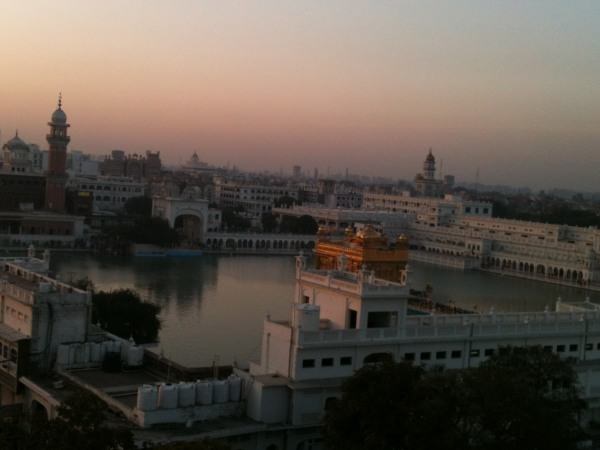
top-left (45, 94), bottom-right (70, 212)
top-left (293, 165), bottom-right (301, 178)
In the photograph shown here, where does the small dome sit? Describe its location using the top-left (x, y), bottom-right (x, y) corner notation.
top-left (4, 133), bottom-right (29, 151)
top-left (51, 107), bottom-right (67, 124)
top-left (356, 225), bottom-right (380, 240)
top-left (425, 151), bottom-right (435, 162)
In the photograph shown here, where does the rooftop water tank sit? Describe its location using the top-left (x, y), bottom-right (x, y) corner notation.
top-left (228, 375), bottom-right (242, 402)
top-left (136, 384), bottom-right (158, 411)
top-left (57, 344), bottom-right (70, 367)
top-left (294, 304), bottom-right (321, 331)
top-left (196, 380), bottom-right (213, 406)
top-left (127, 346), bottom-right (144, 367)
top-left (158, 383), bottom-right (178, 409)
top-left (90, 342), bottom-right (102, 364)
top-left (178, 382), bottom-right (196, 407)
top-left (213, 380), bottom-right (229, 404)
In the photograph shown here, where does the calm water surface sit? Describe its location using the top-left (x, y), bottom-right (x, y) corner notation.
top-left (50, 253), bottom-right (600, 366)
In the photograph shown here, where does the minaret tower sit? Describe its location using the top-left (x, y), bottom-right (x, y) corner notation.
top-left (45, 93), bottom-right (70, 212)
top-left (423, 148), bottom-right (436, 180)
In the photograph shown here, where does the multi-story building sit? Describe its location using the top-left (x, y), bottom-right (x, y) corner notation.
top-left (0, 250), bottom-right (90, 405)
top-left (239, 255), bottom-right (600, 435)
top-left (69, 175), bottom-right (145, 212)
top-left (0, 173), bottom-right (46, 211)
top-left (101, 150), bottom-right (162, 180)
top-left (214, 176), bottom-right (299, 225)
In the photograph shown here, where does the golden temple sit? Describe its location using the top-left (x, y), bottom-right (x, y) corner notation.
top-left (314, 225), bottom-right (409, 282)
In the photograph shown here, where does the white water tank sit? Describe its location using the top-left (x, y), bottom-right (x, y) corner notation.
top-left (57, 344), bottom-right (70, 367)
top-left (178, 382), bottom-right (196, 407)
top-left (213, 380), bottom-right (229, 404)
top-left (158, 383), bottom-right (178, 409)
top-left (90, 342), bottom-right (102, 363)
top-left (101, 340), bottom-right (112, 356)
top-left (228, 375), bottom-right (242, 402)
top-left (136, 384), bottom-right (158, 411)
top-left (67, 344), bottom-right (78, 365)
top-left (196, 381), bottom-right (213, 405)
top-left (120, 340), bottom-right (130, 360)
top-left (127, 346), bottom-right (144, 367)
top-left (294, 304), bottom-right (321, 331)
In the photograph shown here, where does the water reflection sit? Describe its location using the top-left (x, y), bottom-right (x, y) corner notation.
top-left (51, 253), bottom-right (600, 366)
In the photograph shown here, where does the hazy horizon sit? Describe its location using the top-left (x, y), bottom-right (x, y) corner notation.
top-left (1, 1), bottom-right (599, 191)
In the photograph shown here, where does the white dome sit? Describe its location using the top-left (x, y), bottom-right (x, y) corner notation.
top-left (51, 107), bottom-right (67, 124)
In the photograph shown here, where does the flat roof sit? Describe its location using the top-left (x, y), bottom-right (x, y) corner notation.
top-left (0, 323), bottom-right (29, 342)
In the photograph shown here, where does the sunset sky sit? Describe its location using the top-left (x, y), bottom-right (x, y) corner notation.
top-left (1, 1), bottom-right (599, 190)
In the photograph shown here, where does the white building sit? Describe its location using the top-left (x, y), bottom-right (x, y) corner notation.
top-left (214, 176), bottom-right (299, 226)
top-left (69, 175), bottom-right (144, 212)
top-left (0, 250), bottom-right (91, 405)
top-left (239, 255), bottom-right (600, 433)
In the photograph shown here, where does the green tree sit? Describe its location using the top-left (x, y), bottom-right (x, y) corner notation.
top-left (0, 392), bottom-right (134, 450)
top-left (92, 289), bottom-right (161, 344)
top-left (261, 212), bottom-right (278, 232)
top-left (296, 215), bottom-right (318, 234)
top-left (124, 196), bottom-right (152, 217)
top-left (464, 346), bottom-right (585, 450)
top-left (323, 347), bottom-right (585, 450)
top-left (151, 439), bottom-right (230, 449)
top-left (221, 208), bottom-right (251, 231)
top-left (274, 195), bottom-right (297, 208)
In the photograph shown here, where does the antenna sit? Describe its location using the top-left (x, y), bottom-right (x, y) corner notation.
top-left (475, 166), bottom-right (480, 189)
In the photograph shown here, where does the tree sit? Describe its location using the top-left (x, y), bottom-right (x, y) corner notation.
top-left (274, 195), bottom-right (297, 208)
top-left (279, 215), bottom-right (318, 234)
top-left (323, 347), bottom-right (585, 450)
top-left (0, 392), bottom-right (134, 450)
top-left (296, 215), bottom-right (318, 234)
top-left (221, 208), bottom-right (251, 231)
top-left (151, 440), bottom-right (230, 449)
top-left (261, 212), bottom-right (277, 232)
top-left (124, 196), bottom-right (152, 217)
top-left (464, 347), bottom-right (585, 450)
top-left (92, 289), bottom-right (161, 344)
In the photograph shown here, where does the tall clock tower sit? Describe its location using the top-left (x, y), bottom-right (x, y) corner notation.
top-left (45, 94), bottom-right (70, 212)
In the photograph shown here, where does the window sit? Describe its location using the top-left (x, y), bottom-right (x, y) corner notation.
top-left (585, 343), bottom-right (593, 351)
top-left (302, 359), bottom-right (315, 368)
top-left (569, 344), bottom-right (578, 352)
top-left (484, 348), bottom-right (494, 357)
top-left (420, 352), bottom-right (431, 361)
top-left (435, 351), bottom-right (446, 360)
top-left (302, 295), bottom-right (310, 304)
top-left (543, 345), bottom-right (553, 352)
top-left (404, 353), bottom-right (415, 361)
top-left (470, 349), bottom-right (480, 358)
top-left (557, 345), bottom-right (566, 353)
top-left (340, 356), bottom-right (352, 366)
top-left (321, 358), bottom-right (334, 367)
top-left (367, 311), bottom-right (398, 328)
top-left (451, 350), bottom-right (462, 359)
top-left (596, 343), bottom-right (600, 351)
top-left (348, 309), bottom-right (358, 329)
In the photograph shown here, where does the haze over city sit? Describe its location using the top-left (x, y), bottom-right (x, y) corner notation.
top-left (1, 0), bottom-right (599, 190)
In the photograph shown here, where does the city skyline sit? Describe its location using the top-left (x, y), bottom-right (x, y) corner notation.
top-left (1, 1), bottom-right (599, 190)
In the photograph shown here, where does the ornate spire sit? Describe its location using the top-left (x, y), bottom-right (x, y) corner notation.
top-left (58, 92), bottom-right (62, 109)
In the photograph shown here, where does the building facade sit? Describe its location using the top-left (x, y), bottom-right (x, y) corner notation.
top-left (69, 175), bottom-right (145, 212)
top-left (101, 150), bottom-right (162, 180)
top-left (239, 255), bottom-right (600, 436)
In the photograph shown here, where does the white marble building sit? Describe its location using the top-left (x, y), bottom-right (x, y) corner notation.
top-left (239, 255), bottom-right (600, 436)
